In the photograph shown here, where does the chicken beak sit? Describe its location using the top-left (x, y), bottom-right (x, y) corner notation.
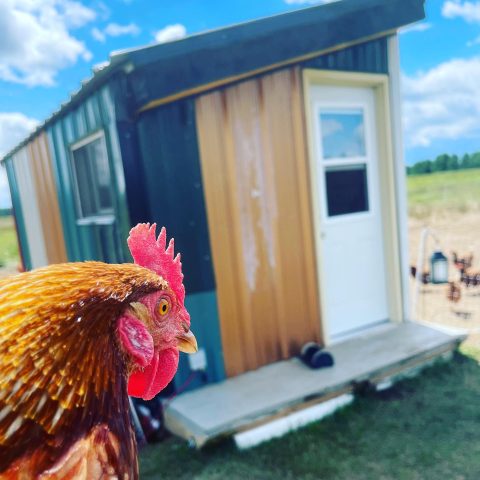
top-left (177, 329), bottom-right (198, 354)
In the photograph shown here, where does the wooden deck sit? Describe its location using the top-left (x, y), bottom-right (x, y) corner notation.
top-left (164, 322), bottom-right (465, 447)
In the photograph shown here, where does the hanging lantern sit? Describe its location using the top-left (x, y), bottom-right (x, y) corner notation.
top-left (430, 250), bottom-right (448, 284)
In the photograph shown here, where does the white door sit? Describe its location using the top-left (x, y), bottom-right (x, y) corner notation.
top-left (310, 85), bottom-right (389, 342)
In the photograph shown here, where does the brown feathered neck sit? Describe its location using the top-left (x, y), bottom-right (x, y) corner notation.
top-left (0, 262), bottom-right (166, 478)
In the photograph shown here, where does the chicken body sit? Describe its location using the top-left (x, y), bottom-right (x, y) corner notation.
top-left (0, 225), bottom-right (196, 479)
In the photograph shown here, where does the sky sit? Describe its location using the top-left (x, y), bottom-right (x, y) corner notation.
top-left (0, 0), bottom-right (479, 207)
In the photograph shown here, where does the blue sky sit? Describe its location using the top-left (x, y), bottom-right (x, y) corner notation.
top-left (0, 0), bottom-right (479, 207)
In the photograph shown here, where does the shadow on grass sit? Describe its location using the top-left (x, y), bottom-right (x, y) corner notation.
top-left (140, 351), bottom-right (480, 480)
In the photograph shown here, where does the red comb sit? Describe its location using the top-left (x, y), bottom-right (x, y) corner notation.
top-left (127, 224), bottom-right (185, 305)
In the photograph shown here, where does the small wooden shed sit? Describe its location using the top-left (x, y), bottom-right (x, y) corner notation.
top-left (3, 0), bottom-right (460, 414)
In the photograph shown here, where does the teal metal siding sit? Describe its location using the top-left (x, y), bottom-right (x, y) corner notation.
top-left (4, 159), bottom-right (31, 271)
top-left (133, 98), bottom-right (224, 388)
top-left (135, 98), bottom-right (215, 295)
top-left (175, 291), bottom-right (226, 390)
top-left (47, 86), bottom-right (131, 263)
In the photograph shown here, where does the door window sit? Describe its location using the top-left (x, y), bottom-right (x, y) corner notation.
top-left (71, 133), bottom-right (113, 219)
top-left (320, 111), bottom-right (366, 159)
top-left (318, 108), bottom-right (370, 217)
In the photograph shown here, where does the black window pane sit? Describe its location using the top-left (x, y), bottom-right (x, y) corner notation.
top-left (325, 165), bottom-right (369, 217)
top-left (89, 140), bottom-right (113, 210)
top-left (72, 147), bottom-right (97, 217)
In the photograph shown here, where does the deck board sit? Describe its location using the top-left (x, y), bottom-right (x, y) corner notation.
top-left (164, 322), bottom-right (464, 446)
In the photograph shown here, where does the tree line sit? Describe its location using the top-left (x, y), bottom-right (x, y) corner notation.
top-left (407, 152), bottom-right (480, 175)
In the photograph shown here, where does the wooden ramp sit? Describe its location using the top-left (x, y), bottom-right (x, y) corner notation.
top-left (164, 322), bottom-right (465, 447)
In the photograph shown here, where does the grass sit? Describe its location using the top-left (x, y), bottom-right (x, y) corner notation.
top-left (140, 348), bottom-right (480, 480)
top-left (407, 168), bottom-right (480, 220)
top-left (0, 216), bottom-right (18, 266)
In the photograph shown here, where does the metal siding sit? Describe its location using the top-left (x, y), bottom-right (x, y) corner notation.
top-left (302, 38), bottom-right (388, 73)
top-left (28, 133), bottom-right (68, 264)
top-left (5, 159), bottom-right (31, 270)
top-left (109, 75), bottom-right (151, 230)
top-left (174, 291), bottom-right (226, 391)
top-left (12, 147), bottom-right (49, 269)
top-left (47, 85), bottom-right (130, 263)
top-left (47, 125), bottom-right (82, 261)
top-left (196, 68), bottom-right (322, 377)
top-left (135, 99), bottom-right (215, 294)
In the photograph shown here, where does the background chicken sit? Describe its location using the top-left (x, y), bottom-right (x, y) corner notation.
top-left (0, 224), bottom-right (197, 479)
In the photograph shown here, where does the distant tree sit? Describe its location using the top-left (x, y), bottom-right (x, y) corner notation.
top-left (461, 153), bottom-right (471, 169)
top-left (471, 152), bottom-right (480, 168)
top-left (411, 160), bottom-right (432, 175)
top-left (407, 150), bottom-right (480, 175)
top-left (432, 154), bottom-right (449, 172)
top-left (447, 154), bottom-right (459, 171)
top-left (0, 208), bottom-right (12, 217)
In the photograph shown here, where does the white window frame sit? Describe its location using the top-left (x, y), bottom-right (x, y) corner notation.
top-left (70, 130), bottom-right (114, 220)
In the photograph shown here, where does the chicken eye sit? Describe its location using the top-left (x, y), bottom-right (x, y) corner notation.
top-left (158, 298), bottom-right (170, 316)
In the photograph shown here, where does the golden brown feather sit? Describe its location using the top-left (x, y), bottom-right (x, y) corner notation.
top-left (0, 262), bottom-right (166, 479)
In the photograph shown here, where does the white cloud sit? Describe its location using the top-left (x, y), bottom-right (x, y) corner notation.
top-left (91, 27), bottom-right (106, 42)
top-left (442, 1), bottom-right (480, 23)
top-left (0, 0), bottom-right (96, 87)
top-left (400, 22), bottom-right (432, 34)
top-left (92, 22), bottom-right (140, 43)
top-left (153, 24), bottom-right (187, 43)
top-left (322, 119), bottom-right (343, 137)
top-left (402, 57), bottom-right (480, 147)
top-left (0, 113), bottom-right (38, 159)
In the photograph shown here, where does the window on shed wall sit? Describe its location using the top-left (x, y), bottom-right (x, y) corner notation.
top-left (71, 133), bottom-right (113, 219)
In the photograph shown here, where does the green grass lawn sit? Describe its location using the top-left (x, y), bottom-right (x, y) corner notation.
top-left (140, 348), bottom-right (480, 480)
top-left (407, 168), bottom-right (480, 220)
top-left (0, 216), bottom-right (19, 266)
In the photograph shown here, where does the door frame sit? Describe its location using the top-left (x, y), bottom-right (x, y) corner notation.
top-left (302, 69), bottom-right (403, 345)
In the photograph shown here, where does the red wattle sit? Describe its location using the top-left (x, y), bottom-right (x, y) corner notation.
top-left (128, 348), bottom-right (179, 400)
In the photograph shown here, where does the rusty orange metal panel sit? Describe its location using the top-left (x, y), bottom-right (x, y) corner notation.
top-left (28, 133), bottom-right (67, 264)
top-left (196, 68), bottom-right (321, 377)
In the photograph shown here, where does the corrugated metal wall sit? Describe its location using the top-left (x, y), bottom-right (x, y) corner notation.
top-left (302, 38), bottom-right (388, 73)
top-left (135, 98), bottom-right (225, 387)
top-left (196, 68), bottom-right (321, 377)
top-left (6, 135), bottom-right (67, 270)
top-left (28, 133), bottom-right (67, 265)
top-left (47, 85), bottom-right (130, 263)
top-left (4, 159), bottom-right (31, 270)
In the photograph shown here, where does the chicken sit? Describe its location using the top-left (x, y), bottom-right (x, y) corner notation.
top-left (410, 265), bottom-right (430, 285)
top-left (452, 251), bottom-right (473, 273)
top-left (0, 224), bottom-right (197, 479)
top-left (446, 281), bottom-right (461, 303)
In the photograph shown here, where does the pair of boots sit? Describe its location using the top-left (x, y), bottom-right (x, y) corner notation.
top-left (300, 342), bottom-right (334, 369)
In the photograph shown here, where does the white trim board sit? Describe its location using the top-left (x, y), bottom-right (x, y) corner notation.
top-left (234, 394), bottom-right (354, 450)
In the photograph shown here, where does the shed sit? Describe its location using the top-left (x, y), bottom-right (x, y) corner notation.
top-left (2, 0), bottom-right (464, 443)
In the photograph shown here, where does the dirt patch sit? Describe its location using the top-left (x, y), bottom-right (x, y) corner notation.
top-left (409, 211), bottom-right (480, 349)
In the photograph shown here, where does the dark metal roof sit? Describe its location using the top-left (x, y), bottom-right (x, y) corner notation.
top-left (2, 0), bottom-right (425, 162)
top-left (123, 0), bottom-right (424, 110)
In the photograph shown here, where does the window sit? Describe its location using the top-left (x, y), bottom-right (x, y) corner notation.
top-left (320, 111), bottom-right (366, 159)
top-left (71, 133), bottom-right (113, 219)
top-left (319, 108), bottom-right (370, 217)
top-left (325, 164), bottom-right (369, 216)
